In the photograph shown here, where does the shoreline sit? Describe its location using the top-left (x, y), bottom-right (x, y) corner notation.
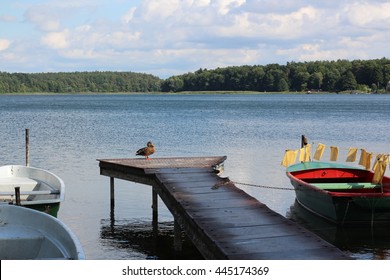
top-left (1, 90), bottom-right (384, 96)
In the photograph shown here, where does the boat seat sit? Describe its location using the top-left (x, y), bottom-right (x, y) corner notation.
top-left (312, 182), bottom-right (380, 190)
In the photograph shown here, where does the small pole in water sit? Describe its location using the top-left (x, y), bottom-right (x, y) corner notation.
top-left (25, 128), bottom-right (29, 166)
top-left (15, 187), bottom-right (21, 206)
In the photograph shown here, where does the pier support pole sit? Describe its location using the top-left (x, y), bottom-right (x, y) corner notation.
top-left (110, 177), bottom-right (115, 211)
top-left (174, 220), bottom-right (182, 254)
top-left (152, 187), bottom-right (158, 234)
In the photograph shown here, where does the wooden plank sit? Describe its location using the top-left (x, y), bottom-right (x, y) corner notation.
top-left (173, 194), bottom-right (263, 210)
top-left (186, 207), bottom-right (288, 228)
top-left (156, 172), bottom-right (220, 183)
top-left (230, 247), bottom-right (350, 260)
top-left (205, 223), bottom-right (305, 241)
top-left (98, 156), bottom-right (226, 170)
top-left (218, 234), bottom-right (336, 254)
top-left (163, 180), bottom-right (228, 194)
top-left (145, 167), bottom-right (219, 175)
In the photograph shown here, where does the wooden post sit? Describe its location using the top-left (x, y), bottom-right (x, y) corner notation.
top-left (301, 135), bottom-right (308, 147)
top-left (110, 177), bottom-right (115, 211)
top-left (174, 219), bottom-right (182, 254)
top-left (152, 187), bottom-right (158, 234)
top-left (25, 129), bottom-right (29, 166)
top-left (15, 187), bottom-right (21, 206)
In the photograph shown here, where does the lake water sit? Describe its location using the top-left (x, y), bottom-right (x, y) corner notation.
top-left (1, 93), bottom-right (390, 260)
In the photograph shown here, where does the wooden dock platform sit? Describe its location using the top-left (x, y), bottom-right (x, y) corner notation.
top-left (98, 156), bottom-right (350, 260)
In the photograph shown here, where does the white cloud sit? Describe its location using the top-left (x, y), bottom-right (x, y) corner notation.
top-left (213, 0), bottom-right (245, 15)
top-left (41, 30), bottom-right (70, 49)
top-left (109, 31), bottom-right (141, 46)
top-left (0, 15), bottom-right (17, 22)
top-left (216, 6), bottom-right (331, 40)
top-left (137, 0), bottom-right (182, 21)
top-left (25, 5), bottom-right (62, 31)
top-left (192, 0), bottom-right (211, 8)
top-left (344, 2), bottom-right (390, 28)
top-left (121, 7), bottom-right (136, 24)
top-left (277, 43), bottom-right (350, 62)
top-left (0, 39), bottom-right (11, 51)
top-left (71, 25), bottom-right (141, 50)
top-left (276, 34), bottom-right (374, 62)
top-left (2, 0), bottom-right (389, 76)
top-left (61, 49), bottom-right (96, 59)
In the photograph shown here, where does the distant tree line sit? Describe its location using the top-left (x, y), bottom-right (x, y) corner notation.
top-left (1, 58), bottom-right (390, 94)
top-left (161, 58), bottom-right (390, 93)
top-left (0, 71), bottom-right (162, 93)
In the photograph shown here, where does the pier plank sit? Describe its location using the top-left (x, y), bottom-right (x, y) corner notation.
top-left (98, 156), bottom-right (350, 260)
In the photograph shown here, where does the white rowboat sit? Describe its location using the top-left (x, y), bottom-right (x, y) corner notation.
top-left (0, 165), bottom-right (65, 216)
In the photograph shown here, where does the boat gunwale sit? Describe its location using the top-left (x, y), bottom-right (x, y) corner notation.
top-left (286, 164), bottom-right (390, 198)
top-left (0, 165), bottom-right (65, 204)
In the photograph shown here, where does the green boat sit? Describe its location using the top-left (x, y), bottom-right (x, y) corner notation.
top-left (0, 165), bottom-right (64, 217)
top-left (287, 161), bottom-right (390, 224)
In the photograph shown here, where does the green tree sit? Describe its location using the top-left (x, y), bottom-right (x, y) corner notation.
top-left (337, 70), bottom-right (357, 91)
top-left (307, 72), bottom-right (323, 90)
top-left (322, 68), bottom-right (340, 91)
top-left (162, 76), bottom-right (184, 92)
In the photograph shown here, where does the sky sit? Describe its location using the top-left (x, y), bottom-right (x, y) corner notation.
top-left (1, 0), bottom-right (389, 78)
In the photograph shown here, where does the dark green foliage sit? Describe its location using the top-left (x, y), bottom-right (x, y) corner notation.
top-left (0, 71), bottom-right (162, 93)
top-left (1, 58), bottom-right (390, 93)
top-left (161, 58), bottom-right (390, 93)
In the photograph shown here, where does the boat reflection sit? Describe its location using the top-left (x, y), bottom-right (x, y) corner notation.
top-left (287, 200), bottom-right (390, 260)
top-left (100, 217), bottom-right (203, 260)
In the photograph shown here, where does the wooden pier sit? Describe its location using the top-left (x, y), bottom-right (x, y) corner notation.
top-left (98, 156), bottom-right (350, 259)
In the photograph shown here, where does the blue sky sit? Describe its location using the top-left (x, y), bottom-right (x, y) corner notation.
top-left (1, 0), bottom-right (389, 78)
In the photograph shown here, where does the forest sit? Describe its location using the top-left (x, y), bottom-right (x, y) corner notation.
top-left (161, 58), bottom-right (390, 93)
top-left (1, 58), bottom-right (390, 94)
top-left (0, 71), bottom-right (162, 93)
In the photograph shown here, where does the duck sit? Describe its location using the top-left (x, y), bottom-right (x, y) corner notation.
top-left (136, 141), bottom-right (155, 160)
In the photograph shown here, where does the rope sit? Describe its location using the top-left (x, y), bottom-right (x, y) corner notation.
top-left (233, 181), bottom-right (294, 191)
top-left (212, 177), bottom-right (294, 191)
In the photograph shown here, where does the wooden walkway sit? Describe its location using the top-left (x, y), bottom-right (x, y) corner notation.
top-left (98, 156), bottom-right (350, 260)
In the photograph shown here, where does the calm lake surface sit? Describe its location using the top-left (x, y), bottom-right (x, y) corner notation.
top-left (1, 93), bottom-right (390, 260)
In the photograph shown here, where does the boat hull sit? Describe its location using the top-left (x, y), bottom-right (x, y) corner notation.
top-left (0, 204), bottom-right (84, 259)
top-left (0, 165), bottom-right (64, 217)
top-left (26, 202), bottom-right (60, 217)
top-left (287, 162), bottom-right (390, 224)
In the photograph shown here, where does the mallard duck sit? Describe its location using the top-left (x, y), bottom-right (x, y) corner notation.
top-left (136, 141), bottom-right (155, 160)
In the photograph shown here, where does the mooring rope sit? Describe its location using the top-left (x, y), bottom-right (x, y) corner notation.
top-left (212, 177), bottom-right (294, 191)
top-left (233, 181), bottom-right (295, 191)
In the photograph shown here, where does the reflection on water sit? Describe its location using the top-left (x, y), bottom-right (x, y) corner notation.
top-left (100, 212), bottom-right (203, 260)
top-left (287, 200), bottom-right (390, 260)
